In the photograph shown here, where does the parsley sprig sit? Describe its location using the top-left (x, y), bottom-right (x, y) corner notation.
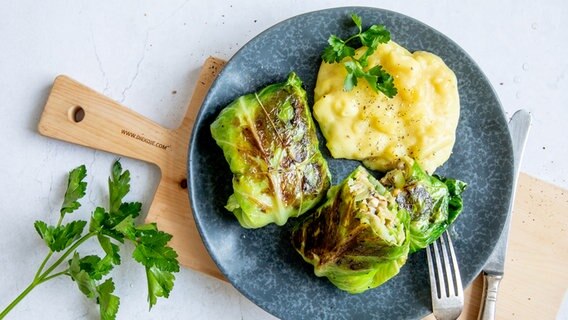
top-left (321, 14), bottom-right (397, 98)
top-left (0, 160), bottom-right (179, 320)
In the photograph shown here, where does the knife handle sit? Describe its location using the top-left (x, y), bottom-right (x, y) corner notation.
top-left (478, 273), bottom-right (503, 320)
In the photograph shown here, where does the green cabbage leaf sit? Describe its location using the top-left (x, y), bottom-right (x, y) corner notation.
top-left (380, 157), bottom-right (467, 253)
top-left (211, 73), bottom-right (331, 228)
top-left (292, 166), bottom-right (409, 293)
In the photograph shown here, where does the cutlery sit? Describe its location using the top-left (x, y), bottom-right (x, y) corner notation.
top-left (478, 109), bottom-right (531, 319)
top-left (427, 231), bottom-right (464, 319)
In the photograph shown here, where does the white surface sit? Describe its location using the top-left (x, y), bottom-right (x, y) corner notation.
top-left (558, 290), bottom-right (568, 320)
top-left (0, 1), bottom-right (566, 319)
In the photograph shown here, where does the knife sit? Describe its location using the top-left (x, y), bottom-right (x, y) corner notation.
top-left (478, 109), bottom-right (532, 319)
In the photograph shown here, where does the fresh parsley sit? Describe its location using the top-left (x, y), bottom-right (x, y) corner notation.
top-left (321, 14), bottom-right (398, 98)
top-left (0, 160), bottom-right (179, 319)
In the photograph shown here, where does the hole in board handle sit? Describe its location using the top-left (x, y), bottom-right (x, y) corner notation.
top-left (69, 106), bottom-right (85, 123)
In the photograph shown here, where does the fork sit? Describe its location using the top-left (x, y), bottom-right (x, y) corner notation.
top-left (426, 231), bottom-right (464, 320)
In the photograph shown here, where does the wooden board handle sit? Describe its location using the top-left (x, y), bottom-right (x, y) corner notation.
top-left (38, 57), bottom-right (227, 281)
top-left (38, 75), bottom-right (173, 167)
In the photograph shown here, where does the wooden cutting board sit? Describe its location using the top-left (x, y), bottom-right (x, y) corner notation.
top-left (38, 57), bottom-right (568, 319)
top-left (429, 173), bottom-right (568, 319)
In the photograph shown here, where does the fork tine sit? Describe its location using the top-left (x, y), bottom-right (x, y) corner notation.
top-left (431, 238), bottom-right (447, 299)
top-left (445, 232), bottom-right (463, 294)
top-left (439, 233), bottom-right (455, 297)
top-left (426, 243), bottom-right (439, 298)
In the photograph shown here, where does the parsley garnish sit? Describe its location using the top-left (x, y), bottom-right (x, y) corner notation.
top-left (321, 14), bottom-right (398, 98)
top-left (0, 160), bottom-right (179, 319)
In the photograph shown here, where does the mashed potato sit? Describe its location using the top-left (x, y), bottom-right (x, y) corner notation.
top-left (313, 41), bottom-right (460, 173)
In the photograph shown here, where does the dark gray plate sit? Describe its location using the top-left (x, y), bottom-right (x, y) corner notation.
top-left (189, 7), bottom-right (513, 320)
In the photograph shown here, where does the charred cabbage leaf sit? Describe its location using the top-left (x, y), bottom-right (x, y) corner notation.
top-left (380, 157), bottom-right (467, 253)
top-left (211, 73), bottom-right (331, 228)
top-left (292, 166), bottom-right (409, 294)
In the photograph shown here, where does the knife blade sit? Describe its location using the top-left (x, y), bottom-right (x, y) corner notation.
top-left (478, 109), bottom-right (531, 320)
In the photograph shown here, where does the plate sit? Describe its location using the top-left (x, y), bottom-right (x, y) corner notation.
top-left (189, 7), bottom-right (513, 319)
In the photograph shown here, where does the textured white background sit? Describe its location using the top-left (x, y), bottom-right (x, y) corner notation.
top-left (0, 1), bottom-right (566, 319)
